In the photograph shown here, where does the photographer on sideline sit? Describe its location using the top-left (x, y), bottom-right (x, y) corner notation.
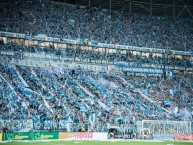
top-left (2, 124), bottom-right (8, 133)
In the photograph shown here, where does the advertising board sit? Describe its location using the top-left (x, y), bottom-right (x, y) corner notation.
top-left (174, 134), bottom-right (193, 140)
top-left (108, 132), bottom-right (136, 139)
top-left (0, 133), bottom-right (2, 141)
top-left (2, 132), bottom-right (59, 141)
top-left (152, 134), bottom-right (174, 140)
top-left (59, 132), bottom-right (107, 140)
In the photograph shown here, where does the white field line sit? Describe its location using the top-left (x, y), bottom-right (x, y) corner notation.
top-left (1, 139), bottom-right (193, 143)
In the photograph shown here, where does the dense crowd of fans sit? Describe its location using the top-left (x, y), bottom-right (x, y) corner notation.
top-left (0, 0), bottom-right (193, 51)
top-left (0, 43), bottom-right (192, 67)
top-left (0, 0), bottom-right (193, 133)
top-left (0, 64), bottom-right (192, 131)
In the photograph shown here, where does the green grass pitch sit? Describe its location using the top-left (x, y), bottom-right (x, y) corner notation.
top-left (0, 140), bottom-right (193, 145)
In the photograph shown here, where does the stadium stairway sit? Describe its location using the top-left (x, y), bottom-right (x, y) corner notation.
top-left (66, 73), bottom-right (95, 98)
top-left (0, 66), bottom-right (30, 117)
top-left (119, 76), bottom-right (169, 114)
top-left (7, 66), bottom-right (26, 90)
top-left (83, 75), bottom-right (113, 99)
top-left (26, 67), bottom-right (54, 114)
top-left (0, 73), bottom-right (17, 112)
top-left (108, 77), bottom-right (162, 116)
top-left (80, 73), bottom-right (153, 119)
top-left (13, 66), bottom-right (28, 87)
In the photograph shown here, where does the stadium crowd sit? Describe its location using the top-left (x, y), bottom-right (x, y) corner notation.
top-left (0, 43), bottom-right (192, 67)
top-left (0, 0), bottom-right (193, 132)
top-left (0, 63), bottom-right (192, 131)
top-left (0, 0), bottom-right (193, 51)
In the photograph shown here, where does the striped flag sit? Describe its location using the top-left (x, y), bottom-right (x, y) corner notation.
top-left (82, 112), bottom-right (87, 121)
top-left (22, 88), bottom-right (34, 95)
top-left (89, 113), bottom-right (95, 129)
top-left (65, 116), bottom-right (72, 132)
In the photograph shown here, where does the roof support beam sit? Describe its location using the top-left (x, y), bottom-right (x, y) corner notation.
top-left (121, 4), bottom-right (126, 15)
top-left (177, 7), bottom-right (185, 18)
top-left (173, 0), bottom-right (176, 19)
top-left (185, 5), bottom-right (193, 18)
top-left (110, 0), bottom-right (112, 15)
top-left (150, 0), bottom-right (152, 16)
top-left (181, 0), bottom-right (193, 18)
top-left (177, 0), bottom-right (193, 18)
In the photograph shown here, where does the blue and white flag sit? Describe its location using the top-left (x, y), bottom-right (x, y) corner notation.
top-left (98, 100), bottom-right (108, 110)
top-left (22, 88), bottom-right (34, 95)
top-left (66, 110), bottom-right (74, 117)
top-left (77, 102), bottom-right (87, 112)
top-left (82, 112), bottom-right (86, 119)
top-left (89, 113), bottom-right (95, 129)
top-left (80, 106), bottom-right (87, 112)
top-left (43, 98), bottom-right (54, 114)
top-left (65, 116), bottom-right (72, 132)
top-left (116, 116), bottom-right (124, 123)
top-left (8, 89), bottom-right (14, 99)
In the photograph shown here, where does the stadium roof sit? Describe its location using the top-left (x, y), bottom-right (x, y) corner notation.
top-left (52, 0), bottom-right (193, 18)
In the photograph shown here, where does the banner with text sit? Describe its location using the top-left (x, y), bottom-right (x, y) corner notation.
top-left (153, 134), bottom-right (174, 140)
top-left (116, 64), bottom-right (163, 74)
top-left (0, 119), bottom-right (33, 132)
top-left (0, 31), bottom-right (192, 56)
top-left (174, 134), bottom-right (193, 140)
top-left (2, 132), bottom-right (59, 141)
top-left (59, 132), bottom-right (108, 140)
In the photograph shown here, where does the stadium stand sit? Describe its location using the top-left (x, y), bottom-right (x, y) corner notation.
top-left (0, 63), bottom-right (192, 131)
top-left (0, 43), bottom-right (192, 67)
top-left (0, 0), bottom-right (193, 51)
top-left (0, 0), bottom-right (192, 140)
